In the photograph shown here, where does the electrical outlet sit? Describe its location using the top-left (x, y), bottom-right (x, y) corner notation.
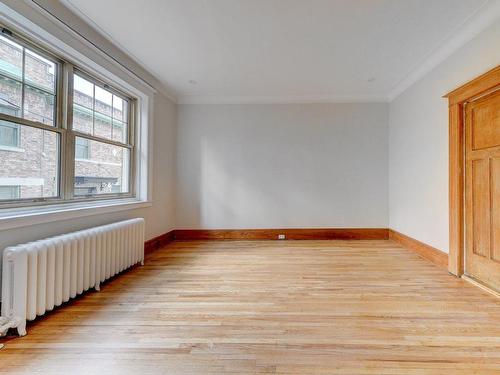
top-left (278, 234), bottom-right (286, 240)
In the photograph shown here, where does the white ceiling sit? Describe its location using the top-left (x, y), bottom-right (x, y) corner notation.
top-left (63, 0), bottom-right (497, 103)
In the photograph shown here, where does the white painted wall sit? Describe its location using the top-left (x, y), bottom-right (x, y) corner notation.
top-left (389, 19), bottom-right (500, 253)
top-left (176, 103), bottom-right (389, 229)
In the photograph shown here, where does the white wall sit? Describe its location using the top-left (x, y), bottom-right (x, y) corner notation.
top-left (389, 19), bottom-right (500, 253)
top-left (176, 103), bottom-right (388, 229)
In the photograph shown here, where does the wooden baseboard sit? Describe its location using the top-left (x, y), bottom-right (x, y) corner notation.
top-left (174, 228), bottom-right (389, 241)
top-left (389, 229), bottom-right (448, 269)
top-left (144, 229), bottom-right (448, 273)
top-left (144, 230), bottom-right (175, 254)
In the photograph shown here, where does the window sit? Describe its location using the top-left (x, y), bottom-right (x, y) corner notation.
top-left (0, 85), bottom-right (21, 148)
top-left (74, 137), bottom-right (130, 196)
top-left (0, 27), bottom-right (135, 207)
top-left (0, 119), bottom-right (19, 147)
top-left (72, 71), bottom-right (132, 197)
top-left (0, 185), bottom-right (20, 200)
top-left (75, 137), bottom-right (89, 159)
top-left (0, 34), bottom-right (56, 125)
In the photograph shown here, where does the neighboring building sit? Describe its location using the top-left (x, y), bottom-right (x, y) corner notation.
top-left (0, 36), bottom-right (129, 201)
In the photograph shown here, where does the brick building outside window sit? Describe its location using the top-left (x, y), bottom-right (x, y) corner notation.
top-left (0, 34), bottom-right (130, 202)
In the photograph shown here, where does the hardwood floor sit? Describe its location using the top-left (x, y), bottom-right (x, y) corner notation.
top-left (1, 240), bottom-right (499, 374)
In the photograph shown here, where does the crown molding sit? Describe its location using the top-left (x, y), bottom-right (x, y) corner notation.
top-left (388, 0), bottom-right (500, 102)
top-left (177, 94), bottom-right (389, 105)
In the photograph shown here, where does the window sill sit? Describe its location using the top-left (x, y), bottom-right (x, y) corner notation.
top-left (0, 199), bottom-right (152, 231)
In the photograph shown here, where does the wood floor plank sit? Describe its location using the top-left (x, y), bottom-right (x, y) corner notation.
top-left (0, 239), bottom-right (499, 374)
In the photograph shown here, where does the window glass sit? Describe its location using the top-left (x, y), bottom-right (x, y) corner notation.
top-left (24, 49), bottom-right (56, 93)
top-left (0, 35), bottom-right (57, 126)
top-left (73, 73), bottom-right (128, 143)
top-left (95, 85), bottom-right (112, 116)
top-left (0, 120), bottom-right (20, 147)
top-left (24, 85), bottom-right (55, 125)
top-left (73, 74), bottom-right (94, 109)
top-left (0, 35), bottom-right (22, 81)
top-left (74, 137), bottom-right (129, 195)
top-left (0, 76), bottom-right (22, 117)
top-left (0, 121), bottom-right (59, 199)
top-left (75, 137), bottom-right (89, 159)
top-left (0, 185), bottom-right (20, 200)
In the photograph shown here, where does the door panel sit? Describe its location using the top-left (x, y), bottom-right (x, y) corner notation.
top-left (472, 97), bottom-right (500, 150)
top-left (471, 159), bottom-right (490, 258)
top-left (492, 157), bottom-right (500, 262)
top-left (465, 89), bottom-right (500, 292)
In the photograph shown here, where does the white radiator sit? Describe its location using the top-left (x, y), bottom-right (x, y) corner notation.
top-left (0, 218), bottom-right (145, 337)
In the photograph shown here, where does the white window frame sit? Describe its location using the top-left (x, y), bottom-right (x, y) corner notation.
top-left (0, 3), bottom-right (154, 230)
top-left (0, 27), bottom-right (137, 207)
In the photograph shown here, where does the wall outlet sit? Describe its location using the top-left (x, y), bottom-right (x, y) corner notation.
top-left (278, 234), bottom-right (286, 240)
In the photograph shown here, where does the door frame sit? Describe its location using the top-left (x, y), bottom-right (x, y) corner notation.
top-left (444, 65), bottom-right (500, 276)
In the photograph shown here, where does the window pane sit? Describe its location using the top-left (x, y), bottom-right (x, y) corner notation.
top-left (24, 85), bottom-right (55, 125)
top-left (0, 121), bottom-right (59, 200)
top-left (0, 120), bottom-right (20, 147)
top-left (112, 95), bottom-right (128, 123)
top-left (25, 49), bottom-right (56, 93)
top-left (73, 74), bottom-right (94, 109)
top-left (73, 74), bottom-right (129, 143)
top-left (95, 85), bottom-right (112, 116)
top-left (0, 75), bottom-right (22, 117)
top-left (74, 137), bottom-right (129, 195)
top-left (73, 103), bottom-right (93, 134)
top-left (75, 137), bottom-right (89, 159)
top-left (0, 35), bottom-right (22, 81)
top-left (73, 74), bottom-right (95, 135)
top-left (0, 185), bottom-right (20, 200)
top-left (94, 113), bottom-right (112, 140)
top-left (112, 119), bottom-right (127, 143)
top-left (112, 96), bottom-right (128, 143)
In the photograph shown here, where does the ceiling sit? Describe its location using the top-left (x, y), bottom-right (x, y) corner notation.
top-left (63, 0), bottom-right (495, 103)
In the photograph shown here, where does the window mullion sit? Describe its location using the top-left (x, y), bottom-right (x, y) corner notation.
top-left (20, 45), bottom-right (25, 118)
top-left (72, 131), bottom-right (132, 149)
top-left (0, 113), bottom-right (63, 133)
top-left (92, 83), bottom-right (95, 137)
top-left (63, 63), bottom-right (75, 200)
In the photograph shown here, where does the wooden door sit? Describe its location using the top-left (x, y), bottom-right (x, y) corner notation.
top-left (465, 88), bottom-right (500, 291)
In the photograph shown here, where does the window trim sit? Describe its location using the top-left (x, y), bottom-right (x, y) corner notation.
top-left (0, 24), bottom-right (138, 209)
